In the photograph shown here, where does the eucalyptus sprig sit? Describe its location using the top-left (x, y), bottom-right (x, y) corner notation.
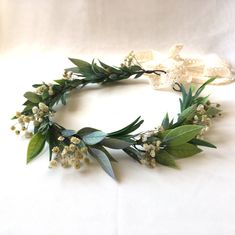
top-left (11, 53), bottom-right (222, 179)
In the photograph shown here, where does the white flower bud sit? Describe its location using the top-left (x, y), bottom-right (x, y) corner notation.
top-left (49, 160), bottom-right (58, 168)
top-left (32, 106), bottom-right (39, 114)
top-left (58, 136), bottom-right (65, 141)
top-left (197, 104), bottom-right (204, 112)
top-left (70, 137), bottom-right (80, 144)
top-left (38, 118), bottom-right (43, 123)
top-left (39, 103), bottom-right (49, 113)
top-left (150, 150), bottom-right (156, 158)
top-left (23, 116), bottom-right (30, 123)
top-left (156, 140), bottom-right (161, 147)
top-left (48, 88), bottom-right (54, 96)
top-left (74, 160), bottom-right (81, 169)
top-left (16, 112), bottom-right (21, 118)
top-left (52, 146), bottom-right (60, 153)
top-left (69, 144), bottom-right (76, 152)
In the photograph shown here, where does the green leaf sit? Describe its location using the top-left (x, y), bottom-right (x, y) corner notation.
top-left (158, 129), bottom-right (170, 138)
top-left (42, 91), bottom-right (49, 100)
top-left (194, 95), bottom-right (210, 105)
top-left (98, 60), bottom-right (121, 74)
top-left (163, 125), bottom-right (203, 146)
top-left (91, 59), bottom-right (106, 76)
top-left (156, 150), bottom-right (177, 168)
top-left (189, 138), bottom-right (216, 148)
top-left (101, 137), bottom-right (133, 149)
top-left (23, 100), bottom-right (34, 106)
top-left (77, 127), bottom-right (99, 137)
top-left (123, 147), bottom-right (142, 163)
top-left (129, 65), bottom-right (142, 72)
top-left (93, 145), bottom-right (118, 162)
top-left (27, 132), bottom-right (47, 163)
top-left (24, 92), bottom-right (41, 103)
top-left (61, 93), bottom-right (67, 105)
top-left (32, 84), bottom-right (43, 88)
top-left (107, 116), bottom-right (143, 137)
top-left (194, 77), bottom-right (216, 99)
top-left (166, 143), bottom-right (202, 158)
top-left (61, 129), bottom-right (77, 137)
top-left (183, 85), bottom-right (193, 110)
top-left (89, 147), bottom-right (116, 179)
top-left (69, 58), bottom-right (90, 68)
top-left (68, 58), bottom-right (95, 78)
top-left (134, 72), bottom-right (144, 78)
top-left (178, 105), bottom-right (197, 122)
top-left (161, 113), bottom-right (169, 129)
top-left (47, 127), bottom-right (58, 161)
top-left (65, 67), bottom-right (81, 73)
top-left (22, 104), bottom-right (34, 113)
top-left (83, 131), bottom-right (107, 145)
top-left (54, 79), bottom-right (66, 85)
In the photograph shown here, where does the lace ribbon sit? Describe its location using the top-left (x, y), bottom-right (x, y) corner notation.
top-left (135, 44), bottom-right (235, 89)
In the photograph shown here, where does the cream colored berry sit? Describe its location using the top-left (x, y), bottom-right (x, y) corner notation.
top-left (32, 106), bottom-right (39, 114)
top-left (70, 137), bottom-right (80, 144)
top-left (76, 150), bottom-right (84, 160)
top-left (38, 118), bottom-right (43, 123)
top-left (61, 159), bottom-right (70, 168)
top-left (48, 88), bottom-right (54, 96)
top-left (23, 116), bottom-right (30, 123)
top-left (49, 160), bottom-right (58, 168)
top-left (18, 117), bottom-right (24, 123)
top-left (58, 136), bottom-right (65, 141)
top-left (15, 130), bottom-right (20, 135)
top-left (150, 150), bottom-right (155, 158)
top-left (52, 146), bottom-right (60, 153)
top-left (74, 161), bottom-right (81, 169)
top-left (16, 112), bottom-right (21, 118)
top-left (69, 144), bottom-right (76, 152)
top-left (39, 102), bottom-right (49, 112)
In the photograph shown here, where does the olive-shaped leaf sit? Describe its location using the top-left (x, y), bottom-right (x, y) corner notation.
top-left (156, 151), bottom-right (177, 168)
top-left (61, 129), bottom-right (77, 137)
top-left (77, 127), bottom-right (99, 137)
top-left (163, 125), bottom-right (203, 146)
top-left (177, 105), bottom-right (197, 122)
top-left (166, 143), bottom-right (202, 158)
top-left (68, 58), bottom-right (93, 76)
top-left (189, 138), bottom-right (216, 148)
top-left (161, 113), bottom-right (170, 129)
top-left (89, 147), bottom-right (116, 179)
top-left (24, 92), bottom-right (41, 103)
top-left (101, 137), bottom-right (134, 149)
top-left (27, 132), bottom-right (47, 163)
top-left (123, 147), bottom-right (142, 163)
top-left (83, 131), bottom-right (107, 145)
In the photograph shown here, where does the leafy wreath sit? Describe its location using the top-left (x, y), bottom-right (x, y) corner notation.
top-left (11, 52), bottom-right (222, 179)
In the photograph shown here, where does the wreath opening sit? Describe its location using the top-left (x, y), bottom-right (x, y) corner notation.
top-left (11, 52), bottom-right (222, 179)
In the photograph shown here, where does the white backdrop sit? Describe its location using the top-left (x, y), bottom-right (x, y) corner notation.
top-left (0, 0), bottom-right (235, 235)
